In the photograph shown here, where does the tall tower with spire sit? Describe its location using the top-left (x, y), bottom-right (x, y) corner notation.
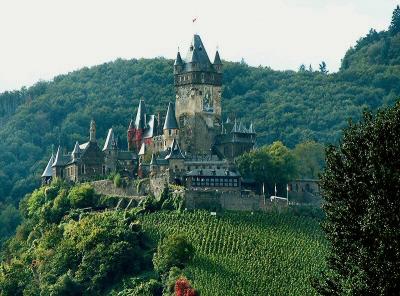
top-left (174, 34), bottom-right (222, 154)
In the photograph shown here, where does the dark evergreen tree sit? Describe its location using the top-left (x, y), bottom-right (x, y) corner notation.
top-left (389, 5), bottom-right (400, 35)
top-left (314, 102), bottom-right (400, 295)
top-left (298, 64), bottom-right (306, 72)
top-left (319, 61), bottom-right (328, 74)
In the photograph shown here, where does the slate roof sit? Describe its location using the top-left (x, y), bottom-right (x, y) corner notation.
top-left (183, 34), bottom-right (215, 72)
top-left (72, 141), bottom-right (81, 155)
top-left (174, 51), bottom-right (183, 65)
top-left (103, 128), bottom-right (115, 151)
top-left (143, 115), bottom-right (155, 138)
top-left (213, 50), bottom-right (222, 65)
top-left (79, 142), bottom-right (89, 150)
top-left (163, 102), bottom-right (179, 130)
top-left (52, 146), bottom-right (65, 167)
top-left (42, 154), bottom-right (54, 177)
top-left (165, 138), bottom-right (185, 160)
top-left (135, 100), bottom-right (147, 129)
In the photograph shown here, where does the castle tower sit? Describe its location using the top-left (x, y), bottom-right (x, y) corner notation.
top-left (89, 120), bottom-right (96, 142)
top-left (127, 100), bottom-right (147, 152)
top-left (163, 102), bottom-right (179, 150)
top-left (174, 34), bottom-right (222, 154)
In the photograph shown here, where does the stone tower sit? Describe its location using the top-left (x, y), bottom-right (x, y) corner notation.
top-left (163, 102), bottom-right (179, 150)
top-left (174, 34), bottom-right (222, 155)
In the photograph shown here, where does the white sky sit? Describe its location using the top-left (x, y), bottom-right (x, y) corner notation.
top-left (0, 0), bottom-right (398, 93)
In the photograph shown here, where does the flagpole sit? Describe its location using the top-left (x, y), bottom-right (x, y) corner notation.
top-left (286, 184), bottom-right (289, 206)
top-left (262, 182), bottom-right (265, 205)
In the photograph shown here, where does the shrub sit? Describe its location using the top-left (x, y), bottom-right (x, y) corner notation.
top-left (153, 234), bottom-right (194, 274)
top-left (68, 184), bottom-right (96, 209)
top-left (114, 173), bottom-right (122, 188)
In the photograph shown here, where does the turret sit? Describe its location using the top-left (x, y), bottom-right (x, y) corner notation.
top-left (174, 34), bottom-right (222, 87)
top-left (89, 120), bottom-right (96, 142)
top-left (52, 146), bottom-right (64, 178)
top-left (163, 102), bottom-right (179, 149)
top-left (127, 119), bottom-right (135, 151)
top-left (127, 99), bottom-right (147, 152)
top-left (72, 141), bottom-right (81, 160)
top-left (213, 50), bottom-right (222, 73)
top-left (174, 51), bottom-right (183, 74)
top-left (41, 153), bottom-right (54, 184)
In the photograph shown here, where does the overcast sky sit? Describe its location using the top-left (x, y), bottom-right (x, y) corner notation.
top-left (0, 0), bottom-right (398, 93)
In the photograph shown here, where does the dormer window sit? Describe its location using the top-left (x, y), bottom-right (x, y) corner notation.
top-left (190, 45), bottom-right (194, 51)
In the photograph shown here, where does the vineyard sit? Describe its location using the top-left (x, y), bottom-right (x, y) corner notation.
top-left (139, 210), bottom-right (327, 296)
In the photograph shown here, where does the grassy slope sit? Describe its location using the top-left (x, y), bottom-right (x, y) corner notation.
top-left (140, 210), bottom-right (327, 296)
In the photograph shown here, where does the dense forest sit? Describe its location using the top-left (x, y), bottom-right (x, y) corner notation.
top-left (0, 7), bottom-right (400, 208)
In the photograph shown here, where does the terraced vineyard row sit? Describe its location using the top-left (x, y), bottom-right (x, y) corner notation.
top-left (139, 210), bottom-right (327, 296)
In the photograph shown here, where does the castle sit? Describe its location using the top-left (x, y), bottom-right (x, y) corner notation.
top-left (42, 34), bottom-right (257, 199)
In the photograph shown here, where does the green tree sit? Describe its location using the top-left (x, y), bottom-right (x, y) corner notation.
top-left (389, 5), bottom-right (400, 35)
top-left (319, 61), bottom-right (328, 74)
top-left (236, 141), bottom-right (297, 194)
top-left (293, 141), bottom-right (325, 179)
top-left (153, 234), bottom-right (194, 274)
top-left (68, 183), bottom-right (96, 208)
top-left (298, 64), bottom-right (306, 72)
top-left (314, 102), bottom-right (400, 295)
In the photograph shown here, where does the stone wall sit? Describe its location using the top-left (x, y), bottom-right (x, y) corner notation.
top-left (150, 172), bottom-right (170, 197)
top-left (185, 189), bottom-right (267, 211)
top-left (91, 180), bottom-right (140, 197)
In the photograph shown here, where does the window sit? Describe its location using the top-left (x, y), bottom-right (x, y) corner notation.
top-left (102, 165), bottom-right (106, 175)
top-left (81, 165), bottom-right (85, 174)
top-left (169, 129), bottom-right (172, 136)
top-left (210, 178), bottom-right (215, 187)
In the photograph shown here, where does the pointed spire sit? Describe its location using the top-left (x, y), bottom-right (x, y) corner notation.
top-left (89, 120), bottom-right (96, 142)
top-left (163, 102), bottom-right (179, 130)
top-left (128, 118), bottom-right (134, 130)
top-left (225, 117), bottom-right (231, 124)
top-left (213, 50), bottom-right (222, 65)
top-left (135, 100), bottom-right (147, 130)
top-left (239, 121), bottom-right (244, 132)
top-left (52, 146), bottom-right (63, 167)
top-left (165, 138), bottom-right (185, 160)
top-left (249, 122), bottom-right (255, 134)
top-left (184, 34), bottom-right (213, 72)
top-left (72, 141), bottom-right (81, 159)
top-left (103, 128), bottom-right (115, 151)
top-left (232, 118), bottom-right (238, 133)
top-left (174, 51), bottom-right (183, 66)
top-left (42, 153), bottom-right (55, 177)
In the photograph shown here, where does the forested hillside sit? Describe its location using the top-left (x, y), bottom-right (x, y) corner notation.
top-left (1, 8), bottom-right (400, 206)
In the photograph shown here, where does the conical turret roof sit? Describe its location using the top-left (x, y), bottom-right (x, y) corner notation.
top-left (72, 141), bottom-right (81, 155)
top-left (213, 50), bottom-right (222, 65)
top-left (42, 154), bottom-right (54, 177)
top-left (163, 102), bottom-right (179, 130)
top-left (103, 128), bottom-right (115, 151)
top-left (135, 100), bottom-right (147, 129)
top-left (184, 34), bottom-right (214, 72)
top-left (174, 51), bottom-right (183, 66)
top-left (52, 146), bottom-right (64, 167)
top-left (165, 138), bottom-right (185, 160)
